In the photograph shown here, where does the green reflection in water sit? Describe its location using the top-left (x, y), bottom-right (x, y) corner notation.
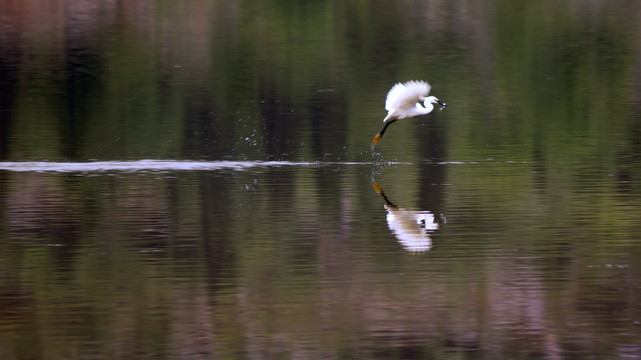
top-left (0, 0), bottom-right (641, 359)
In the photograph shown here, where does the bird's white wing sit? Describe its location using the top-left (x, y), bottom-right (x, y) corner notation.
top-left (385, 80), bottom-right (431, 111)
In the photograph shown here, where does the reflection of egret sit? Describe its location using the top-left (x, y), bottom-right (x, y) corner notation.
top-left (372, 80), bottom-right (446, 146)
top-left (373, 181), bottom-right (443, 252)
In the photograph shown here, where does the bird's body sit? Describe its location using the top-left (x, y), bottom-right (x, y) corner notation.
top-left (372, 80), bottom-right (446, 145)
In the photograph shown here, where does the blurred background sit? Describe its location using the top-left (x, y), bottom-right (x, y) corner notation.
top-left (1, 0), bottom-right (640, 359)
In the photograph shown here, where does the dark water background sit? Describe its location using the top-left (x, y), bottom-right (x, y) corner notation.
top-left (1, 1), bottom-right (641, 359)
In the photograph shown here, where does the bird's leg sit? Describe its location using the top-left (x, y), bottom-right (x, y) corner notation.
top-left (372, 181), bottom-right (397, 208)
top-left (372, 119), bottom-right (397, 145)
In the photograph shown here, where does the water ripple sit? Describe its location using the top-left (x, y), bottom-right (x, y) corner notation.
top-left (0, 160), bottom-right (406, 173)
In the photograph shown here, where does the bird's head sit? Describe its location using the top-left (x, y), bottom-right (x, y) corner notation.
top-left (425, 96), bottom-right (446, 108)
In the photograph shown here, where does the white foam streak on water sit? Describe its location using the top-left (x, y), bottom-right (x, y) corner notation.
top-left (0, 160), bottom-right (397, 173)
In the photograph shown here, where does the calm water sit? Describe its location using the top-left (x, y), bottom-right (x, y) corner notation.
top-left (1, 0), bottom-right (641, 359)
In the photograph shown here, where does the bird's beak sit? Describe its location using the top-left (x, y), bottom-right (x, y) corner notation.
top-left (437, 99), bottom-right (446, 107)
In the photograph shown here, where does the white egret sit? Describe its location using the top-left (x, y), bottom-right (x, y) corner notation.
top-left (372, 182), bottom-right (441, 252)
top-left (372, 80), bottom-right (446, 145)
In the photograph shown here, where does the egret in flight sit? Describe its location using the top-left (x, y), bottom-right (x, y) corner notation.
top-left (372, 80), bottom-right (446, 145)
top-left (372, 181), bottom-right (442, 252)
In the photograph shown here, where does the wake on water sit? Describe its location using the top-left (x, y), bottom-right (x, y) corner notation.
top-left (0, 160), bottom-right (407, 173)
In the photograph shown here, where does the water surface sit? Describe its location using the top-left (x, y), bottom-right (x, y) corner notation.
top-left (1, 0), bottom-right (641, 359)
